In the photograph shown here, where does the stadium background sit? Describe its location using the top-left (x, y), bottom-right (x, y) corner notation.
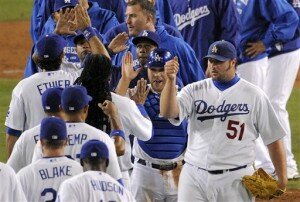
top-left (0, 0), bottom-right (299, 200)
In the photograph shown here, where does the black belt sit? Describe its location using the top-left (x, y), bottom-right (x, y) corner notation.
top-left (207, 165), bottom-right (247, 175)
top-left (137, 159), bottom-right (184, 171)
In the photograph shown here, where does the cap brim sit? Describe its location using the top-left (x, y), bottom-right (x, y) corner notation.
top-left (203, 55), bottom-right (230, 62)
top-left (73, 34), bottom-right (86, 45)
top-left (55, 5), bottom-right (75, 12)
top-left (132, 36), bottom-right (158, 47)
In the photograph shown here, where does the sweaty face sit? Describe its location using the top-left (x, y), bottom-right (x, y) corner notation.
top-left (126, 5), bottom-right (150, 36)
top-left (136, 41), bottom-right (157, 67)
top-left (75, 40), bottom-right (92, 61)
top-left (208, 58), bottom-right (236, 82)
top-left (148, 67), bottom-right (166, 93)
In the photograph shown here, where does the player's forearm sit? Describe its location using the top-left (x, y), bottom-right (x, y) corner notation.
top-left (6, 134), bottom-right (19, 159)
top-left (267, 139), bottom-right (287, 189)
top-left (160, 79), bottom-right (179, 118)
top-left (89, 35), bottom-right (111, 60)
top-left (109, 115), bottom-right (125, 156)
top-left (115, 77), bottom-right (131, 96)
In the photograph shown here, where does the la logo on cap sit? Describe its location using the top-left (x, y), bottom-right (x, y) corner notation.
top-left (212, 45), bottom-right (218, 53)
top-left (64, 0), bottom-right (71, 3)
top-left (142, 30), bottom-right (149, 36)
top-left (154, 53), bottom-right (162, 62)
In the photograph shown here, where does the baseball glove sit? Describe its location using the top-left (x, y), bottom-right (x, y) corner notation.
top-left (242, 168), bottom-right (285, 200)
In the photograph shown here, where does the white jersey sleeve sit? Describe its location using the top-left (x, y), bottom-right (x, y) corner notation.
top-left (111, 92), bottom-right (152, 141)
top-left (255, 90), bottom-right (287, 145)
top-left (7, 125), bottom-right (40, 173)
top-left (57, 171), bottom-right (135, 202)
top-left (32, 140), bottom-right (43, 163)
top-left (0, 162), bottom-right (27, 202)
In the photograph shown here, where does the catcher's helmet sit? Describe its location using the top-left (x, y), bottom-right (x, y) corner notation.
top-left (146, 48), bottom-right (172, 69)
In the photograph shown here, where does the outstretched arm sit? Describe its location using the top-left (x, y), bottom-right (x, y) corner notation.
top-left (160, 56), bottom-right (180, 118)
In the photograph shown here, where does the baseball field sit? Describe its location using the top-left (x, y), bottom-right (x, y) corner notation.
top-left (0, 1), bottom-right (299, 200)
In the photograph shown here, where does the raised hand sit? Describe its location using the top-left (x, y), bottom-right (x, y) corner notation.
top-left (75, 4), bottom-right (91, 31)
top-left (108, 32), bottom-right (129, 54)
top-left (164, 56), bottom-right (179, 81)
top-left (129, 78), bottom-right (150, 105)
top-left (121, 51), bottom-right (141, 81)
top-left (98, 100), bottom-right (118, 119)
top-left (55, 8), bottom-right (77, 35)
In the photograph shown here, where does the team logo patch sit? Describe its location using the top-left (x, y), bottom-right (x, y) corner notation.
top-left (195, 100), bottom-right (250, 122)
top-left (142, 30), bottom-right (149, 37)
top-left (211, 45), bottom-right (218, 53)
top-left (64, 0), bottom-right (71, 3)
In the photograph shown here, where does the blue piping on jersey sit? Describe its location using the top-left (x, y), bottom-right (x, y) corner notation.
top-left (6, 127), bottom-right (22, 137)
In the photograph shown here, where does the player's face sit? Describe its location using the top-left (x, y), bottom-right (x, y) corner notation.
top-left (75, 40), bottom-right (92, 61)
top-left (208, 58), bottom-right (236, 82)
top-left (136, 42), bottom-right (157, 67)
top-left (148, 67), bottom-right (166, 93)
top-left (126, 5), bottom-right (151, 36)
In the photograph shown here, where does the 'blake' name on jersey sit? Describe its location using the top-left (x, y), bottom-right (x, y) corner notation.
top-left (39, 166), bottom-right (71, 180)
top-left (195, 100), bottom-right (250, 122)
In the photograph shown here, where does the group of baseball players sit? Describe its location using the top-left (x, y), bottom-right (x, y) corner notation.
top-left (1, 0), bottom-right (300, 201)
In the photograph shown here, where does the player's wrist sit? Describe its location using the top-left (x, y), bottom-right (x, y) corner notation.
top-left (82, 26), bottom-right (96, 41)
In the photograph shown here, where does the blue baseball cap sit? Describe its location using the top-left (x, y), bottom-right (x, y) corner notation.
top-left (132, 30), bottom-right (160, 47)
top-left (36, 33), bottom-right (67, 59)
top-left (146, 48), bottom-right (172, 69)
top-left (61, 85), bottom-right (92, 111)
top-left (80, 139), bottom-right (109, 159)
top-left (203, 40), bottom-right (237, 61)
top-left (40, 117), bottom-right (67, 140)
top-left (42, 87), bottom-right (63, 112)
top-left (54, 0), bottom-right (78, 12)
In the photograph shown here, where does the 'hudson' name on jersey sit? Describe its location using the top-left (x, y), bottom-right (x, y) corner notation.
top-left (195, 100), bottom-right (249, 122)
top-left (174, 5), bottom-right (210, 30)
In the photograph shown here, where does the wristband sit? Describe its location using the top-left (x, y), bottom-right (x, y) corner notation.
top-left (82, 26), bottom-right (96, 41)
top-left (136, 104), bottom-right (148, 117)
top-left (110, 129), bottom-right (125, 140)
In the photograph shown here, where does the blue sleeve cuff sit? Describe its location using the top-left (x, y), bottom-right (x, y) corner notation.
top-left (136, 104), bottom-right (148, 117)
top-left (110, 129), bottom-right (125, 140)
top-left (6, 127), bottom-right (22, 137)
top-left (117, 178), bottom-right (124, 186)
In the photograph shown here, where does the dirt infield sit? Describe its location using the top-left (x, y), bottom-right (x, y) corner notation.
top-left (0, 21), bottom-right (31, 79)
top-left (256, 189), bottom-right (300, 202)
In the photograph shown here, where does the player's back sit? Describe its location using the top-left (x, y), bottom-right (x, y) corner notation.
top-left (5, 70), bottom-right (79, 131)
top-left (57, 171), bottom-right (135, 202)
top-left (16, 156), bottom-right (82, 202)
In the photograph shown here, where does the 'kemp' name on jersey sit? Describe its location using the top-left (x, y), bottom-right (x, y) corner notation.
top-left (195, 100), bottom-right (250, 122)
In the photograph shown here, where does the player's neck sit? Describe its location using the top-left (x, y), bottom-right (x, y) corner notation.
top-left (64, 114), bottom-right (85, 123)
top-left (43, 148), bottom-right (65, 158)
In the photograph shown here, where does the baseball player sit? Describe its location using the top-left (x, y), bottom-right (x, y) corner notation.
top-left (264, 0), bottom-right (300, 180)
top-left (0, 162), bottom-right (26, 201)
top-left (116, 48), bottom-right (188, 201)
top-left (32, 85), bottom-right (124, 184)
top-left (7, 87), bottom-right (64, 173)
top-left (169, 0), bottom-right (240, 71)
top-left (17, 117), bottom-right (83, 202)
top-left (160, 41), bottom-right (288, 201)
top-left (5, 33), bottom-right (80, 157)
top-left (57, 140), bottom-right (135, 202)
top-left (234, 0), bottom-right (299, 176)
top-left (74, 53), bottom-right (153, 189)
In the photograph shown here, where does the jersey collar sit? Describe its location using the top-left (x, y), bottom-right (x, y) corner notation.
top-left (212, 74), bottom-right (240, 91)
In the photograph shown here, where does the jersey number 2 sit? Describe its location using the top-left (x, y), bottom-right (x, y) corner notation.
top-left (226, 120), bottom-right (245, 140)
top-left (41, 188), bottom-right (57, 202)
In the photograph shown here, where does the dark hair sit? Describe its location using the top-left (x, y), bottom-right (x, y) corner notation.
top-left (80, 158), bottom-right (109, 169)
top-left (127, 0), bottom-right (156, 22)
top-left (74, 54), bottom-right (112, 132)
top-left (42, 139), bottom-right (66, 150)
top-left (32, 52), bottom-right (62, 71)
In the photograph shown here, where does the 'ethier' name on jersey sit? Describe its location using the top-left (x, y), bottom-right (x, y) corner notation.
top-left (195, 100), bottom-right (250, 122)
top-left (39, 166), bottom-right (71, 180)
top-left (90, 180), bottom-right (124, 195)
top-left (174, 5), bottom-right (210, 30)
top-left (37, 80), bottom-right (71, 95)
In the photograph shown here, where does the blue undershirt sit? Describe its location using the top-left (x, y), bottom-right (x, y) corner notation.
top-left (212, 74), bottom-right (240, 91)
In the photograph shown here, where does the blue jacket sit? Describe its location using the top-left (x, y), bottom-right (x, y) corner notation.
top-left (91, 0), bottom-right (126, 23)
top-left (170, 0), bottom-right (240, 69)
top-left (235, 0), bottom-right (299, 64)
top-left (30, 0), bottom-right (44, 43)
top-left (269, 0), bottom-right (300, 58)
top-left (110, 25), bottom-right (205, 88)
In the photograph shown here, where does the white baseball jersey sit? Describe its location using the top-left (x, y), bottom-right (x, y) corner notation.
top-left (32, 122), bottom-right (122, 181)
top-left (5, 70), bottom-right (81, 131)
top-left (111, 92), bottom-right (152, 171)
top-left (16, 157), bottom-right (83, 202)
top-left (57, 171), bottom-right (135, 202)
top-left (0, 162), bottom-right (26, 202)
top-left (170, 78), bottom-right (287, 170)
top-left (7, 124), bottom-right (40, 173)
